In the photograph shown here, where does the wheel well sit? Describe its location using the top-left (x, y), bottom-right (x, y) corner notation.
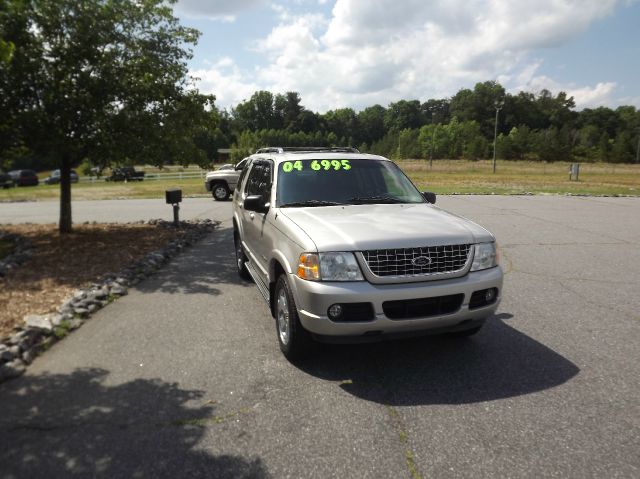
top-left (269, 261), bottom-right (286, 317)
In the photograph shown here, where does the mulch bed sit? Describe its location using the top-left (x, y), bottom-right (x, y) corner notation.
top-left (0, 223), bottom-right (186, 336)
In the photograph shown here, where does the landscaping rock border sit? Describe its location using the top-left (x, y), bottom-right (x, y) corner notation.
top-left (0, 231), bottom-right (32, 278)
top-left (0, 219), bottom-right (218, 383)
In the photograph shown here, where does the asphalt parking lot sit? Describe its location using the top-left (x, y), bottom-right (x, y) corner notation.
top-left (0, 195), bottom-right (638, 478)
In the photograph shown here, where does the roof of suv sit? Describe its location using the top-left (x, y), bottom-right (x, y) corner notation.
top-left (250, 147), bottom-right (389, 164)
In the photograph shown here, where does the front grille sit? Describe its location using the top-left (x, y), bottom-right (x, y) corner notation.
top-left (383, 294), bottom-right (464, 320)
top-left (361, 244), bottom-right (471, 277)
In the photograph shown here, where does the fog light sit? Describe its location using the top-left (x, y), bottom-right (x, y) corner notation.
top-left (328, 304), bottom-right (343, 320)
top-left (485, 288), bottom-right (496, 303)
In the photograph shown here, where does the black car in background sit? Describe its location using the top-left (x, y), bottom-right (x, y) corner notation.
top-left (8, 170), bottom-right (39, 187)
top-left (0, 171), bottom-right (14, 189)
top-left (44, 169), bottom-right (79, 184)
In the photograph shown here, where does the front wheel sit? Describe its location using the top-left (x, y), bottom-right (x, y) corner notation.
top-left (274, 275), bottom-right (313, 361)
top-left (211, 183), bottom-right (230, 201)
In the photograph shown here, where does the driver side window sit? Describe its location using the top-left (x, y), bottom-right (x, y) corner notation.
top-left (245, 161), bottom-right (273, 201)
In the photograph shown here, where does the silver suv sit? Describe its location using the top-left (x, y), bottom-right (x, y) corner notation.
top-left (205, 159), bottom-right (248, 201)
top-left (232, 147), bottom-right (503, 359)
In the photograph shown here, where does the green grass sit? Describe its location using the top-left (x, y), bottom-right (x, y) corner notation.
top-left (0, 178), bottom-right (210, 202)
top-left (401, 159), bottom-right (640, 196)
top-left (1, 160), bottom-right (638, 202)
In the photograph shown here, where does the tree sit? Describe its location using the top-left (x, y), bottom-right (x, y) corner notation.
top-left (421, 99), bottom-right (450, 125)
top-left (233, 91), bottom-right (278, 131)
top-left (397, 128), bottom-right (421, 159)
top-left (322, 108), bottom-right (358, 144)
top-left (535, 126), bottom-right (573, 162)
top-left (295, 109), bottom-right (320, 134)
top-left (536, 89), bottom-right (576, 129)
top-left (282, 91), bottom-right (303, 131)
top-left (450, 81), bottom-right (506, 138)
top-left (357, 105), bottom-right (386, 145)
top-left (0, 2), bottom-right (15, 63)
top-left (384, 100), bottom-right (422, 131)
top-left (1, 0), bottom-right (212, 232)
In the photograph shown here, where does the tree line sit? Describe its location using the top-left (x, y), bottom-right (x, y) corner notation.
top-left (215, 84), bottom-right (639, 164)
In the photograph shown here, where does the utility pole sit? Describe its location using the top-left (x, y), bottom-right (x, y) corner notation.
top-left (492, 99), bottom-right (504, 174)
top-left (636, 127), bottom-right (640, 164)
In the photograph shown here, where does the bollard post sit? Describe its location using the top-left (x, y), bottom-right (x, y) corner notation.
top-left (173, 204), bottom-right (180, 226)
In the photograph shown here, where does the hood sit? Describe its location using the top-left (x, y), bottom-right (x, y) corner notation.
top-left (279, 203), bottom-right (494, 251)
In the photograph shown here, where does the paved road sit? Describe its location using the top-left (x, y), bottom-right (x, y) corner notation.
top-left (0, 197), bottom-right (229, 224)
top-left (1, 196), bottom-right (639, 478)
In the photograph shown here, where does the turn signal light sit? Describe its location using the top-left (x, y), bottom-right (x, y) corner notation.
top-left (297, 253), bottom-right (320, 280)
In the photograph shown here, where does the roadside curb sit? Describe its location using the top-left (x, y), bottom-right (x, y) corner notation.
top-left (0, 219), bottom-right (218, 384)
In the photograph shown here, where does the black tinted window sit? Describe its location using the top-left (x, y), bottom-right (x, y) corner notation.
top-left (245, 161), bottom-right (273, 199)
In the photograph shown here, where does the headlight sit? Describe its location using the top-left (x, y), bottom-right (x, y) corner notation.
top-left (471, 243), bottom-right (498, 271)
top-left (297, 252), bottom-right (364, 281)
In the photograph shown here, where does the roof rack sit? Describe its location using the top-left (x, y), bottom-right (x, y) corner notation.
top-left (255, 146), bottom-right (360, 155)
top-left (255, 147), bottom-right (284, 154)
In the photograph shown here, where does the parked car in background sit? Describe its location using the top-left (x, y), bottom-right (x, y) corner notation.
top-left (0, 171), bottom-right (14, 189)
top-left (44, 169), bottom-right (79, 184)
top-left (204, 159), bottom-right (248, 201)
top-left (105, 166), bottom-right (145, 182)
top-left (8, 170), bottom-right (39, 187)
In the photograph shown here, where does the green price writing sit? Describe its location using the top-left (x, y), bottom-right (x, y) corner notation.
top-left (311, 159), bottom-right (351, 171)
top-left (282, 159), bottom-right (352, 173)
top-left (282, 160), bottom-right (303, 172)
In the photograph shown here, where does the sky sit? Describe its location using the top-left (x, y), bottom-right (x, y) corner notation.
top-left (174, 0), bottom-right (640, 113)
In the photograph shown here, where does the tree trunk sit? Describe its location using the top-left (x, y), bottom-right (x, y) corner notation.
top-left (59, 157), bottom-right (73, 233)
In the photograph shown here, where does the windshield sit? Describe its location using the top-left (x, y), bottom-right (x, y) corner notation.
top-left (276, 158), bottom-right (424, 207)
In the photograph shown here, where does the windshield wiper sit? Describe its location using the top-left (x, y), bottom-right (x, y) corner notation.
top-left (347, 195), bottom-right (406, 204)
top-left (279, 200), bottom-right (343, 208)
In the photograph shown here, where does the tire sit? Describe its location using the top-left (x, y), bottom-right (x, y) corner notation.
top-left (211, 182), bottom-right (230, 201)
top-left (274, 275), bottom-right (313, 361)
top-left (234, 231), bottom-right (251, 280)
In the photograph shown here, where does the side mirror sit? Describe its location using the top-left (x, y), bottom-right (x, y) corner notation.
top-left (422, 191), bottom-right (437, 204)
top-left (244, 195), bottom-right (270, 213)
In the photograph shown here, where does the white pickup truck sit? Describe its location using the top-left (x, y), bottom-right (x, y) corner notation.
top-left (204, 159), bottom-right (248, 201)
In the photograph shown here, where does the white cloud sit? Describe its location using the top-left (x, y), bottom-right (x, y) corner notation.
top-left (192, 0), bottom-right (631, 111)
top-left (176, 0), bottom-right (266, 21)
top-left (191, 58), bottom-right (261, 108)
top-left (511, 61), bottom-right (618, 108)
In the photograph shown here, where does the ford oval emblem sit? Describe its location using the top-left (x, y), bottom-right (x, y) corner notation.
top-left (412, 256), bottom-right (431, 267)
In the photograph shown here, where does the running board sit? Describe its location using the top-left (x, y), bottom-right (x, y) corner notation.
top-left (245, 261), bottom-right (270, 304)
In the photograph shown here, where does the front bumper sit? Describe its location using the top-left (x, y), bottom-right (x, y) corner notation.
top-left (290, 267), bottom-right (503, 337)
